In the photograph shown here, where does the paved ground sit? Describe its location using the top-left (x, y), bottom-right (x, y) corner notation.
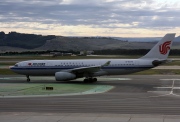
top-left (1, 112), bottom-right (180, 122)
top-left (153, 66), bottom-right (180, 69)
top-left (1, 75), bottom-right (180, 121)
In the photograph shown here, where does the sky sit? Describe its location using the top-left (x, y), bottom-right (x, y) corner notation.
top-left (0, 0), bottom-right (180, 37)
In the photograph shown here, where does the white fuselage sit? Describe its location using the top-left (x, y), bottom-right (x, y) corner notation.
top-left (10, 59), bottom-right (155, 77)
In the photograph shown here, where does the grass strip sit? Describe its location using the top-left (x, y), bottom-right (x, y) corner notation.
top-left (0, 69), bottom-right (17, 75)
top-left (0, 83), bottom-right (98, 96)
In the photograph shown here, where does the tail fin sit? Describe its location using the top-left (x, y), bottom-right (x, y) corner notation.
top-left (140, 33), bottom-right (176, 59)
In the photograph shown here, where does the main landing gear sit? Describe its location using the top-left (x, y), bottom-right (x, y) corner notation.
top-left (83, 78), bottom-right (97, 83)
top-left (26, 75), bottom-right (30, 82)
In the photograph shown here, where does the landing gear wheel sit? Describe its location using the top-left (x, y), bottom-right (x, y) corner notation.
top-left (27, 78), bottom-right (30, 82)
top-left (83, 78), bottom-right (97, 83)
top-left (93, 78), bottom-right (97, 82)
top-left (83, 79), bottom-right (89, 83)
top-left (26, 75), bottom-right (30, 82)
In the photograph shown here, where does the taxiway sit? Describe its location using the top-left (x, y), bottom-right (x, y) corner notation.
top-left (1, 75), bottom-right (180, 121)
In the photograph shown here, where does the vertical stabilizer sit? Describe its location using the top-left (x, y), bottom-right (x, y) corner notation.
top-left (140, 33), bottom-right (176, 59)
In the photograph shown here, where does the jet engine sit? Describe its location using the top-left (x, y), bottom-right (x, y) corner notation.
top-left (55, 72), bottom-right (76, 81)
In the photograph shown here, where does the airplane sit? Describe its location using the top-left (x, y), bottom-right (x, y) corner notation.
top-left (10, 33), bottom-right (176, 83)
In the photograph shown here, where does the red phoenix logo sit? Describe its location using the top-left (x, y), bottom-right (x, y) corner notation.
top-left (159, 41), bottom-right (171, 55)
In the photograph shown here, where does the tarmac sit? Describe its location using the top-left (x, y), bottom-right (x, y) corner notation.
top-left (1, 75), bottom-right (180, 122)
top-left (1, 112), bottom-right (180, 122)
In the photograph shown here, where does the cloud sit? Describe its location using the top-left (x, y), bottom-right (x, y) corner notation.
top-left (0, 0), bottom-right (180, 36)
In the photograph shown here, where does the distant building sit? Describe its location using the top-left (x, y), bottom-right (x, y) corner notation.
top-left (79, 51), bottom-right (94, 56)
top-left (51, 52), bottom-right (73, 57)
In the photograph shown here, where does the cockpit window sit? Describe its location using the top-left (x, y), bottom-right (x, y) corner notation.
top-left (15, 64), bottom-right (18, 67)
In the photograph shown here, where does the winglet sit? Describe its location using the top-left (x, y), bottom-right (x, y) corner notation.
top-left (102, 61), bottom-right (111, 67)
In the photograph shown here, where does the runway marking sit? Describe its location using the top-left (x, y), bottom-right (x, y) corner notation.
top-left (95, 78), bottom-right (132, 81)
top-left (148, 80), bottom-right (180, 97)
top-left (160, 79), bottom-right (180, 81)
top-left (154, 87), bottom-right (180, 89)
top-left (0, 78), bottom-right (10, 80)
top-left (118, 78), bottom-right (132, 80)
top-left (74, 77), bottom-right (132, 81)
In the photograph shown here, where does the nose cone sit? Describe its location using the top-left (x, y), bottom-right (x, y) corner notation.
top-left (9, 66), bottom-right (17, 73)
top-left (9, 66), bottom-right (19, 74)
top-left (9, 66), bottom-right (14, 70)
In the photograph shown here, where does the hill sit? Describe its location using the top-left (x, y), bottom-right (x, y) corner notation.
top-left (0, 31), bottom-right (56, 49)
top-left (0, 31), bottom-right (179, 52)
top-left (36, 37), bottom-right (180, 51)
top-left (34, 37), bottom-right (157, 51)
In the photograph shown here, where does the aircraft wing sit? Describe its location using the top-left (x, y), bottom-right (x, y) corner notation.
top-left (62, 61), bottom-right (111, 74)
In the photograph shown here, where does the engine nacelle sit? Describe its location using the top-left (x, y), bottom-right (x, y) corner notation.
top-left (55, 72), bottom-right (76, 81)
